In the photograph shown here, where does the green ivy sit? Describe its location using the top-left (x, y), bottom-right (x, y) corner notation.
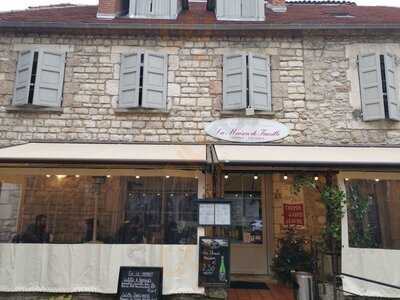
top-left (293, 175), bottom-right (346, 252)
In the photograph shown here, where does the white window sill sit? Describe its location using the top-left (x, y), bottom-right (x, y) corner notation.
top-left (220, 110), bottom-right (275, 116)
top-left (114, 108), bottom-right (169, 114)
top-left (5, 105), bottom-right (63, 113)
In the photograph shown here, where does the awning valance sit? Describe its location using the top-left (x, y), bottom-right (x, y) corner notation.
top-left (0, 143), bottom-right (207, 164)
top-left (214, 145), bottom-right (400, 167)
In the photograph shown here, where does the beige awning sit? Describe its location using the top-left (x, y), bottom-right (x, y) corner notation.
top-left (214, 145), bottom-right (400, 167)
top-left (0, 143), bottom-right (207, 164)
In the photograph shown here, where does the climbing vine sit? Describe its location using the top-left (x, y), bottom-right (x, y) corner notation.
top-left (293, 175), bottom-right (346, 252)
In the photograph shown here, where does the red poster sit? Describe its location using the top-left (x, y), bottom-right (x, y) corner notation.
top-left (283, 204), bottom-right (304, 226)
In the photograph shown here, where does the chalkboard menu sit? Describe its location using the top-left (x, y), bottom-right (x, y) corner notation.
top-left (199, 237), bottom-right (230, 287)
top-left (117, 267), bottom-right (163, 300)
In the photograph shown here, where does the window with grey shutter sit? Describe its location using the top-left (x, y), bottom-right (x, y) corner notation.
top-left (223, 54), bottom-right (247, 110)
top-left (216, 0), bottom-right (264, 21)
top-left (32, 50), bottom-right (66, 107)
top-left (248, 54), bottom-right (272, 111)
top-left (358, 53), bottom-right (386, 121)
top-left (12, 50), bottom-right (34, 106)
top-left (119, 52), bottom-right (141, 108)
top-left (384, 53), bottom-right (400, 121)
top-left (142, 51), bottom-right (168, 110)
top-left (129, 0), bottom-right (180, 19)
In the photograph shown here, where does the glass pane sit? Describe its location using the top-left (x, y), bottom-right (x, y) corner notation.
top-left (0, 174), bottom-right (198, 245)
top-left (345, 179), bottom-right (400, 250)
top-left (223, 174), bottom-right (263, 244)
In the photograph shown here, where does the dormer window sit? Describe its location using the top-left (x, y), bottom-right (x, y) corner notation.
top-left (128, 0), bottom-right (185, 19)
top-left (215, 0), bottom-right (265, 21)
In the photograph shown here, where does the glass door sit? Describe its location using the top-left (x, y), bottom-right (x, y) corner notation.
top-left (221, 173), bottom-right (269, 274)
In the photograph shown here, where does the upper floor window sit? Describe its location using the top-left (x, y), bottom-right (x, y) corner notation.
top-left (128, 0), bottom-right (184, 19)
top-left (119, 51), bottom-right (168, 110)
top-left (215, 0), bottom-right (265, 21)
top-left (12, 50), bottom-right (66, 108)
top-left (223, 53), bottom-right (272, 112)
top-left (358, 53), bottom-right (400, 121)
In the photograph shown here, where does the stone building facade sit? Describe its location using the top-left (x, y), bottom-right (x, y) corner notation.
top-left (1, 31), bottom-right (399, 147)
top-left (1, 1), bottom-right (400, 299)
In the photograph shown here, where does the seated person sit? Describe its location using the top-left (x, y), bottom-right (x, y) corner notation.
top-left (20, 214), bottom-right (50, 243)
top-left (165, 216), bottom-right (179, 244)
top-left (114, 216), bottom-right (144, 244)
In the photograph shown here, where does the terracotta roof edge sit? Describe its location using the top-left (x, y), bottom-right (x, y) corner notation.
top-left (1, 21), bottom-right (400, 31)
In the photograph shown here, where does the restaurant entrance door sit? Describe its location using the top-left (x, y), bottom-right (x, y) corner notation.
top-left (222, 174), bottom-right (272, 275)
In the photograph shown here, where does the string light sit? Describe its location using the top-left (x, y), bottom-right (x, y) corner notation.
top-left (56, 175), bottom-right (66, 180)
top-left (254, 175), bottom-right (258, 180)
top-left (314, 176), bottom-right (319, 181)
top-left (136, 176), bottom-right (141, 179)
top-left (224, 175), bottom-right (229, 179)
top-left (166, 175), bottom-right (170, 179)
top-left (375, 178), bottom-right (380, 182)
top-left (46, 174), bottom-right (51, 178)
top-left (345, 178), bottom-right (349, 181)
top-left (106, 175), bottom-right (111, 178)
top-left (283, 175), bottom-right (288, 181)
top-left (75, 175), bottom-right (80, 178)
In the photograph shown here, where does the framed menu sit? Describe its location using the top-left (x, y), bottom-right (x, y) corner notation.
top-left (198, 200), bottom-right (231, 226)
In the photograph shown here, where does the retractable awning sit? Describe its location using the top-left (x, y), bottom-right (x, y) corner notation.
top-left (0, 143), bottom-right (207, 164)
top-left (214, 145), bottom-right (400, 168)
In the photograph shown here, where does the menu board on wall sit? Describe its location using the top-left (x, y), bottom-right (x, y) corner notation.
top-left (283, 203), bottom-right (305, 226)
top-left (199, 237), bottom-right (230, 287)
top-left (117, 267), bottom-right (163, 300)
top-left (198, 200), bottom-right (231, 226)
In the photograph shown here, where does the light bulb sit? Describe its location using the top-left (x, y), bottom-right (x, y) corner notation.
top-left (224, 175), bottom-right (229, 179)
top-left (283, 175), bottom-right (288, 180)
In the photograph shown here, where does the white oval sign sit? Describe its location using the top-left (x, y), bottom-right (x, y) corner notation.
top-left (205, 118), bottom-right (289, 143)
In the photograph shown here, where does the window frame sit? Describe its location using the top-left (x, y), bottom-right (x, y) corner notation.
top-left (10, 48), bottom-right (66, 110)
top-left (222, 52), bottom-right (272, 113)
top-left (118, 50), bottom-right (169, 111)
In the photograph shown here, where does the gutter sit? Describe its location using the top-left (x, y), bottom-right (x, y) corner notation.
top-left (1, 21), bottom-right (400, 32)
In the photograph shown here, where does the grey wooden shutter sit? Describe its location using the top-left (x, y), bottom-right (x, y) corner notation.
top-left (241, 0), bottom-right (257, 18)
top-left (223, 0), bottom-right (241, 18)
top-left (358, 53), bottom-right (385, 121)
top-left (385, 53), bottom-right (400, 121)
top-left (129, 0), bottom-right (137, 16)
top-left (136, 0), bottom-right (151, 15)
top-left (12, 50), bottom-right (34, 106)
top-left (223, 54), bottom-right (247, 110)
top-left (142, 51), bottom-right (168, 110)
top-left (153, 0), bottom-right (171, 16)
top-left (249, 54), bottom-right (272, 111)
top-left (119, 52), bottom-right (141, 108)
top-left (32, 50), bottom-right (65, 107)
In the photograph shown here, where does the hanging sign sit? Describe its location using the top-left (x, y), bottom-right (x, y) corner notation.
top-left (199, 237), bottom-right (230, 287)
top-left (205, 118), bottom-right (289, 143)
top-left (283, 203), bottom-right (305, 226)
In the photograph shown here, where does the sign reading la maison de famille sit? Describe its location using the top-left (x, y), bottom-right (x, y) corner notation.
top-left (205, 118), bottom-right (289, 143)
